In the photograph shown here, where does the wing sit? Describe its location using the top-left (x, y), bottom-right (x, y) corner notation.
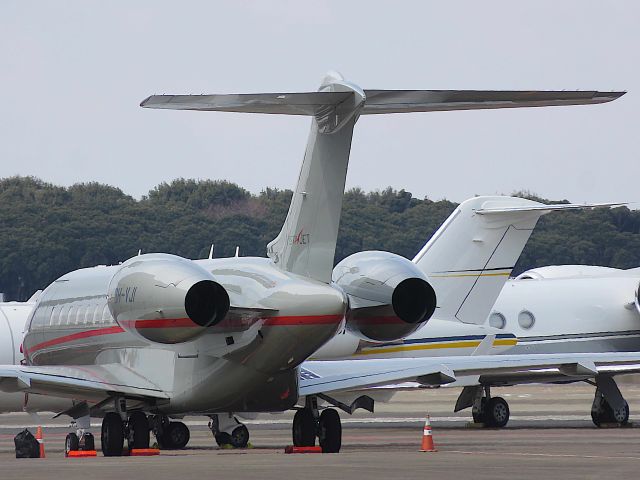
top-left (299, 352), bottom-right (640, 396)
top-left (0, 364), bottom-right (169, 403)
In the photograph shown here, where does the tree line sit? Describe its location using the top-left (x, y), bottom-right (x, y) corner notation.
top-left (1, 176), bottom-right (639, 301)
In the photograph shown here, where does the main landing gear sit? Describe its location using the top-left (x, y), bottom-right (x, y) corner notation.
top-left (209, 414), bottom-right (250, 449)
top-left (100, 410), bottom-right (153, 456)
top-left (589, 376), bottom-right (630, 427)
top-left (293, 396), bottom-right (342, 453)
top-left (455, 385), bottom-right (510, 428)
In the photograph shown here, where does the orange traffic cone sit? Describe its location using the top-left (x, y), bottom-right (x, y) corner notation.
top-left (35, 426), bottom-right (46, 458)
top-left (420, 416), bottom-right (437, 452)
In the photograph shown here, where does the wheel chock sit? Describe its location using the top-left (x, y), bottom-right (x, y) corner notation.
top-left (284, 445), bottom-right (323, 454)
top-left (130, 448), bottom-right (160, 456)
top-left (66, 450), bottom-right (98, 458)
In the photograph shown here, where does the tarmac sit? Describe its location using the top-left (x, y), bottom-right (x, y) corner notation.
top-left (2, 383), bottom-right (640, 479)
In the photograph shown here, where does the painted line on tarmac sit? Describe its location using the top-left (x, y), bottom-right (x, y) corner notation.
top-left (447, 450), bottom-right (640, 461)
top-left (0, 414), bottom-right (598, 429)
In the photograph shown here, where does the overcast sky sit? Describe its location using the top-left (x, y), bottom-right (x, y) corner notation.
top-left (1, 1), bottom-right (638, 206)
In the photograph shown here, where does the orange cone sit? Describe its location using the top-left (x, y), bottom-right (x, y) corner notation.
top-left (35, 426), bottom-right (46, 458)
top-left (420, 416), bottom-right (437, 452)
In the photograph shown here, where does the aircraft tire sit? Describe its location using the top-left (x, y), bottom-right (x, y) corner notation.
top-left (484, 397), bottom-right (510, 428)
top-left (65, 433), bottom-right (79, 455)
top-left (592, 398), bottom-right (629, 427)
top-left (128, 411), bottom-right (150, 450)
top-left (161, 422), bottom-right (190, 449)
top-left (318, 408), bottom-right (342, 453)
top-left (215, 432), bottom-right (232, 447)
top-left (293, 408), bottom-right (316, 447)
top-left (230, 424), bottom-right (249, 448)
top-left (472, 397), bottom-right (487, 424)
top-left (81, 432), bottom-right (95, 451)
top-left (610, 400), bottom-right (630, 425)
top-left (101, 412), bottom-right (124, 456)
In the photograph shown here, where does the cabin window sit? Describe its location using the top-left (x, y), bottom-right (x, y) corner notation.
top-left (49, 306), bottom-right (59, 326)
top-left (67, 306), bottom-right (76, 325)
top-left (75, 305), bottom-right (85, 325)
top-left (488, 312), bottom-right (506, 329)
top-left (58, 305), bottom-right (69, 326)
top-left (93, 304), bottom-right (102, 324)
top-left (102, 304), bottom-right (112, 324)
top-left (518, 310), bottom-right (535, 329)
top-left (84, 304), bottom-right (93, 325)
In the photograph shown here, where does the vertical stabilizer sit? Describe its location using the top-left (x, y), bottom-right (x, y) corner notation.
top-left (413, 196), bottom-right (551, 324)
top-left (266, 73), bottom-right (365, 283)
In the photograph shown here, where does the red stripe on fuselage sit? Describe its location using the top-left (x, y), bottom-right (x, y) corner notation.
top-left (27, 325), bottom-right (125, 355)
top-left (120, 318), bottom-right (197, 329)
top-left (26, 314), bottom-right (343, 354)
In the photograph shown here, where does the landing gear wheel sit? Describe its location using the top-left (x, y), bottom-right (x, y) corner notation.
top-left (162, 422), bottom-right (190, 449)
top-left (101, 412), bottom-right (124, 457)
top-left (293, 408), bottom-right (316, 447)
top-left (484, 397), bottom-right (510, 428)
top-left (128, 411), bottom-right (150, 450)
top-left (318, 408), bottom-right (342, 453)
top-left (591, 393), bottom-right (629, 427)
top-left (215, 432), bottom-right (232, 447)
top-left (65, 433), bottom-right (79, 456)
top-left (80, 432), bottom-right (95, 451)
top-left (611, 401), bottom-right (630, 425)
top-left (230, 424), bottom-right (249, 448)
top-left (472, 397), bottom-right (487, 424)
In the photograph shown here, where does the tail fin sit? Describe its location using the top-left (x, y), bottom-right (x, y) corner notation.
top-left (141, 74), bottom-right (623, 283)
top-left (412, 197), bottom-right (624, 324)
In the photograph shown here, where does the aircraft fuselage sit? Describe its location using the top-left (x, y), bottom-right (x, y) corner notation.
top-left (21, 254), bottom-right (347, 414)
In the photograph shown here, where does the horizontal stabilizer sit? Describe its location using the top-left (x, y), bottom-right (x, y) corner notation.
top-left (140, 92), bottom-right (352, 115)
top-left (141, 90), bottom-right (624, 115)
top-left (360, 90), bottom-right (624, 114)
top-left (474, 201), bottom-right (627, 215)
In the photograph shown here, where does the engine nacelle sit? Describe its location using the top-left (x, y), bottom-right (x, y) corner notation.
top-left (333, 251), bottom-right (436, 342)
top-left (108, 253), bottom-right (229, 344)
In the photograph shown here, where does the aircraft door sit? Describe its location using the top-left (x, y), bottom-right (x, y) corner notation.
top-left (0, 307), bottom-right (17, 365)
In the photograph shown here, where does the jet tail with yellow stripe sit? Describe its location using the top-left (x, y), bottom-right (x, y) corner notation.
top-left (412, 197), bottom-right (623, 325)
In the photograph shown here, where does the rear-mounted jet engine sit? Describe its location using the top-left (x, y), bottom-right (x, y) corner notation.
top-left (108, 253), bottom-right (230, 344)
top-left (333, 251), bottom-right (436, 341)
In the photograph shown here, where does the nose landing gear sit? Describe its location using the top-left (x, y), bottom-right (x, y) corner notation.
top-left (149, 415), bottom-right (190, 449)
top-left (209, 413), bottom-right (250, 449)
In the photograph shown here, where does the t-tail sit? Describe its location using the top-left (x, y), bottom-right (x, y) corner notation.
top-left (141, 73), bottom-right (624, 284)
top-left (412, 197), bottom-right (625, 324)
